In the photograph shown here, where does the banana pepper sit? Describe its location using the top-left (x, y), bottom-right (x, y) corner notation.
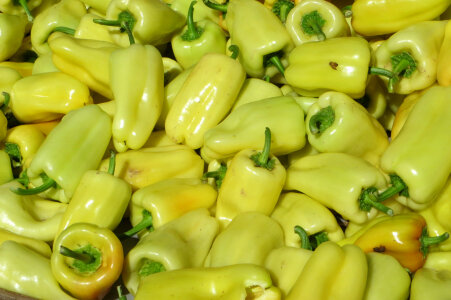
top-left (110, 44), bottom-right (164, 152)
top-left (19, 105), bottom-right (111, 203)
top-left (165, 52), bottom-right (246, 149)
top-left (306, 91), bottom-right (388, 166)
top-left (339, 213), bottom-right (450, 272)
top-left (410, 267), bottom-right (451, 300)
top-left (351, 0), bottom-right (451, 36)
top-left (10, 72), bottom-right (93, 123)
top-left (374, 21), bottom-right (447, 94)
top-left (286, 242), bottom-right (368, 300)
top-left (437, 19), bottom-right (451, 86)
top-left (0, 241), bottom-right (75, 300)
top-left (285, 0), bottom-right (349, 45)
top-left (51, 223), bottom-right (123, 300)
top-left (135, 264), bottom-right (282, 300)
top-left (380, 85), bottom-right (451, 210)
top-left (0, 13), bottom-right (27, 62)
top-left (122, 208), bottom-right (219, 295)
top-left (285, 152), bottom-right (393, 224)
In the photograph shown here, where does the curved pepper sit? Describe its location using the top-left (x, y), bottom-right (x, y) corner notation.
top-left (0, 241), bottom-right (75, 300)
top-left (51, 223), bottom-right (124, 300)
top-left (0, 13), bottom-right (27, 62)
top-left (285, 152), bottom-right (393, 224)
top-left (10, 72), bottom-right (93, 123)
top-left (0, 67), bottom-right (21, 106)
top-left (0, 61), bottom-right (33, 77)
top-left (0, 228), bottom-right (51, 258)
top-left (165, 52), bottom-right (246, 149)
top-left (410, 267), bottom-right (451, 300)
top-left (31, 52), bottom-right (59, 74)
top-left (231, 78), bottom-right (283, 112)
top-left (135, 264), bottom-right (282, 300)
top-left (305, 91), bottom-right (388, 166)
top-left (351, 0), bottom-right (451, 36)
top-left (123, 208), bottom-right (219, 295)
top-left (73, 13), bottom-right (115, 42)
top-left (437, 19), bottom-right (451, 86)
top-left (380, 85), bottom-right (451, 210)
top-left (0, 150), bottom-right (13, 184)
top-left (285, 0), bottom-right (349, 45)
top-left (110, 44), bottom-right (164, 152)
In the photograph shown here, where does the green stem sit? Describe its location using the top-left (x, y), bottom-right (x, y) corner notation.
top-left (359, 187), bottom-right (394, 216)
top-left (10, 173), bottom-right (56, 195)
top-left (1, 92), bottom-right (10, 112)
top-left (368, 67), bottom-right (394, 79)
top-left (107, 150), bottom-right (116, 175)
top-left (93, 11), bottom-right (136, 45)
top-left (378, 174), bottom-right (409, 202)
top-left (118, 210), bottom-right (153, 239)
top-left (202, 164), bottom-right (227, 188)
top-left (311, 232), bottom-right (329, 249)
top-left (202, 0), bottom-right (228, 13)
top-left (117, 286), bottom-right (127, 300)
top-left (181, 1), bottom-right (202, 41)
top-left (229, 45), bottom-right (239, 60)
top-left (309, 105), bottom-right (335, 135)
top-left (341, 5), bottom-right (352, 18)
top-left (294, 225), bottom-right (312, 250)
top-left (301, 10), bottom-right (326, 41)
top-left (60, 245), bottom-right (94, 264)
top-left (268, 55), bottom-right (285, 75)
top-left (250, 127), bottom-right (275, 170)
top-left (16, 0), bottom-right (33, 21)
top-left (52, 26), bottom-right (76, 36)
top-left (139, 259), bottom-right (166, 277)
top-left (420, 227), bottom-right (449, 257)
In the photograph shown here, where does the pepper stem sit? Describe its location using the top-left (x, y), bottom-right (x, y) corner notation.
top-left (15, 0), bottom-right (33, 21)
top-left (228, 45), bottom-right (239, 60)
top-left (341, 5), bottom-right (352, 18)
top-left (202, 0), bottom-right (228, 13)
top-left (267, 55), bottom-right (285, 75)
top-left (107, 150), bottom-right (116, 175)
top-left (301, 10), bottom-right (326, 41)
top-left (202, 164), bottom-right (227, 188)
top-left (118, 209), bottom-right (153, 239)
top-left (117, 286), bottom-right (127, 300)
top-left (52, 26), bottom-right (76, 36)
top-left (377, 174), bottom-right (409, 202)
top-left (10, 173), bottom-right (56, 195)
top-left (60, 245), bottom-right (94, 264)
top-left (359, 187), bottom-right (394, 216)
top-left (181, 1), bottom-right (203, 41)
top-left (309, 105), bottom-right (335, 135)
top-left (250, 127), bottom-right (275, 170)
top-left (93, 11), bottom-right (136, 45)
top-left (420, 227), bottom-right (449, 257)
top-left (1, 92), bottom-right (10, 111)
top-left (294, 225), bottom-right (312, 250)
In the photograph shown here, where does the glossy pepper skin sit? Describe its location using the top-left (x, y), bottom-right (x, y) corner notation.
top-left (10, 72), bottom-right (93, 123)
top-left (410, 267), bottom-right (451, 300)
top-left (230, 78), bottom-right (283, 112)
top-left (0, 241), bottom-right (75, 300)
top-left (437, 19), bottom-right (451, 86)
top-left (49, 34), bottom-right (119, 99)
top-left (30, 0), bottom-right (87, 56)
top-left (135, 264), bottom-right (282, 300)
top-left (286, 242), bottom-right (368, 300)
top-left (0, 227), bottom-right (52, 258)
top-left (0, 181), bottom-right (67, 241)
top-left (0, 61), bottom-right (33, 77)
top-left (205, 212), bottom-right (284, 267)
top-left (339, 214), bottom-right (449, 272)
top-left (0, 150), bottom-right (13, 184)
top-left (351, 0), bottom-right (451, 36)
top-left (285, 152), bottom-right (392, 224)
top-left (374, 21), bottom-right (447, 95)
top-left (110, 44), bottom-right (164, 152)
top-left (165, 53), bottom-right (246, 149)
top-left (51, 223), bottom-right (124, 300)
top-left (123, 208), bottom-right (219, 295)
top-left (201, 96), bottom-right (306, 163)
top-left (285, 0), bottom-right (349, 46)
top-left (31, 52), bottom-right (59, 74)
top-left (271, 192), bottom-right (344, 248)
top-left (380, 86), bottom-right (451, 210)
top-left (74, 13), bottom-right (115, 43)
top-left (98, 145), bottom-right (204, 191)
top-left (285, 37), bottom-right (372, 98)
top-left (225, 0), bottom-right (294, 78)
top-left (0, 67), bottom-right (21, 105)
top-left (0, 13), bottom-right (27, 62)
top-left (425, 251), bottom-right (451, 273)
top-left (305, 91), bottom-right (388, 166)
top-left (26, 105), bottom-right (112, 203)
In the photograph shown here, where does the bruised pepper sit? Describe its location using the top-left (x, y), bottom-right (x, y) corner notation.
top-left (379, 86), bottom-right (451, 210)
top-left (214, 128), bottom-right (286, 229)
top-left (51, 223), bottom-right (123, 300)
top-left (110, 44), bottom-right (164, 152)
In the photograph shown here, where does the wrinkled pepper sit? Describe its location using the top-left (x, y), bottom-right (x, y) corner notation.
top-left (285, 152), bottom-right (393, 224)
top-left (201, 96), bottom-right (306, 163)
top-left (214, 128), bottom-right (286, 228)
top-left (19, 105), bottom-right (111, 203)
top-left (110, 44), bottom-right (164, 152)
top-left (285, 0), bottom-right (349, 45)
top-left (135, 264), bottom-right (282, 300)
top-left (10, 72), bottom-right (93, 123)
top-left (410, 267), bottom-right (451, 300)
top-left (51, 223), bottom-right (123, 300)
top-left (165, 52), bottom-right (246, 149)
top-left (0, 241), bottom-right (75, 300)
top-left (0, 13), bottom-right (27, 62)
top-left (437, 19), bottom-right (451, 86)
top-left (122, 208), bottom-right (219, 295)
top-left (306, 91), bottom-right (388, 166)
top-left (380, 85), bottom-right (451, 210)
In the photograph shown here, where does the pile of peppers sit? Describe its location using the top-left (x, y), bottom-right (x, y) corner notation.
top-left (0, 0), bottom-right (451, 298)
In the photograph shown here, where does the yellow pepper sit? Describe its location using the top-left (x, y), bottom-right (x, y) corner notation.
top-left (231, 78), bottom-right (283, 112)
top-left (31, 52), bottom-right (59, 74)
top-left (410, 267), bottom-right (451, 300)
top-left (74, 13), bottom-right (115, 43)
top-left (0, 66), bottom-right (21, 106)
top-left (0, 61), bottom-right (33, 77)
top-left (0, 150), bottom-right (13, 184)
top-left (0, 13), bottom-right (27, 62)
top-left (424, 251), bottom-right (451, 273)
top-left (437, 19), bottom-right (451, 86)
top-left (0, 228), bottom-right (51, 258)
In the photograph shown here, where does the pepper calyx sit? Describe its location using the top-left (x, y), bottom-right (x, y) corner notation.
top-left (60, 244), bottom-right (102, 274)
top-left (359, 187), bottom-right (394, 216)
top-left (301, 10), bottom-right (326, 41)
top-left (139, 259), bottom-right (166, 277)
top-left (250, 127), bottom-right (275, 171)
top-left (420, 227), bottom-right (449, 258)
top-left (118, 209), bottom-right (153, 239)
top-left (309, 105), bottom-right (335, 135)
